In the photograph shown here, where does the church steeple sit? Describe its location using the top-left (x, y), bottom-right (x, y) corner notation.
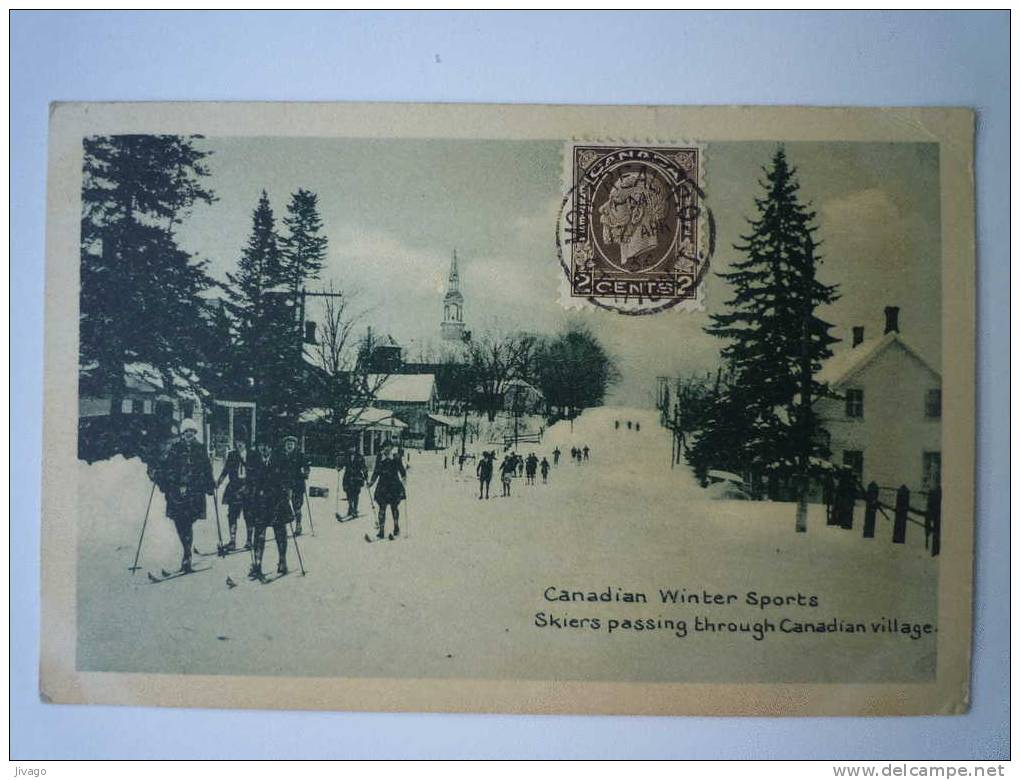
top-left (441, 249), bottom-right (465, 341)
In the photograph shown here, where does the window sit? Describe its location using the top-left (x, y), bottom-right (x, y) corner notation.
top-left (120, 399), bottom-right (132, 414)
top-left (181, 400), bottom-right (195, 419)
top-left (845, 389), bottom-right (864, 418)
top-left (131, 399), bottom-right (144, 414)
top-left (842, 450), bottom-right (863, 481)
top-left (143, 399), bottom-right (153, 414)
top-left (922, 452), bottom-right (941, 491)
top-left (925, 388), bottom-right (942, 419)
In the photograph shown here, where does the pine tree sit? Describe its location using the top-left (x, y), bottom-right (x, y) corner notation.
top-left (223, 191), bottom-right (282, 395)
top-left (700, 147), bottom-right (839, 503)
top-left (222, 191), bottom-right (302, 437)
top-left (80, 134), bottom-right (216, 409)
top-left (281, 188), bottom-right (328, 295)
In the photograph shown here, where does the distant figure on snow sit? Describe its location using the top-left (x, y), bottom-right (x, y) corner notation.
top-left (582, 445), bottom-right (590, 461)
top-left (476, 451), bottom-right (494, 500)
top-left (499, 454), bottom-right (516, 497)
top-left (635, 422), bottom-right (640, 432)
top-left (525, 452), bottom-right (539, 485)
top-left (540, 457), bottom-right (550, 484)
top-left (627, 420), bottom-right (632, 430)
top-left (552, 447), bottom-right (561, 466)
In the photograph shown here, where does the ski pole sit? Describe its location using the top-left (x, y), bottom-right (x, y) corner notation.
top-left (212, 488), bottom-right (226, 555)
top-left (287, 498), bottom-right (307, 576)
top-left (304, 485), bottom-right (315, 536)
top-left (129, 482), bottom-right (157, 573)
top-left (336, 468), bottom-right (342, 517)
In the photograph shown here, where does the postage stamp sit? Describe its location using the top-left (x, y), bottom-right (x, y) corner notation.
top-left (558, 144), bottom-right (711, 314)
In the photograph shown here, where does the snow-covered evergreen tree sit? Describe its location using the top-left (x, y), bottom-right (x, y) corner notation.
top-left (696, 147), bottom-right (839, 497)
top-left (80, 134), bottom-right (216, 408)
top-left (281, 188), bottom-right (328, 295)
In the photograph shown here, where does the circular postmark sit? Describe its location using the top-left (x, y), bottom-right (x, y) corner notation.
top-left (556, 145), bottom-right (715, 315)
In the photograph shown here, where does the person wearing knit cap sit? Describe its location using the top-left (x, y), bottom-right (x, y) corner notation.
top-left (158, 418), bottom-right (214, 573)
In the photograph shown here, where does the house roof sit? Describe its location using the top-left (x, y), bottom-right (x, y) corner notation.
top-left (368, 373), bottom-right (436, 404)
top-left (300, 406), bottom-right (407, 429)
top-left (122, 362), bottom-right (201, 397)
top-left (817, 332), bottom-right (940, 388)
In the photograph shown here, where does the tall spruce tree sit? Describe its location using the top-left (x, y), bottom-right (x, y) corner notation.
top-left (224, 190), bottom-right (282, 394)
top-left (701, 147), bottom-right (839, 508)
top-left (223, 191), bottom-right (300, 435)
top-left (281, 188), bottom-right (328, 295)
top-left (80, 134), bottom-right (215, 408)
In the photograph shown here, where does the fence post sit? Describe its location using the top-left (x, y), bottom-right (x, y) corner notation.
top-left (927, 486), bottom-right (942, 557)
top-left (837, 470), bottom-right (854, 530)
top-left (863, 481), bottom-right (878, 538)
top-left (893, 484), bottom-right (909, 544)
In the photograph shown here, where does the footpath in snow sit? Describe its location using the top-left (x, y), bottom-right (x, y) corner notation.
top-left (75, 405), bottom-right (938, 685)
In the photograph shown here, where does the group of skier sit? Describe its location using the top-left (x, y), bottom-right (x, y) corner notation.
top-left (472, 449), bottom-right (554, 499)
top-left (149, 422), bottom-right (414, 579)
top-left (150, 420), bottom-right (312, 580)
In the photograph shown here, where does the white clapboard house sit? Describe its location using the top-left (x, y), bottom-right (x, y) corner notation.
top-left (815, 306), bottom-right (942, 496)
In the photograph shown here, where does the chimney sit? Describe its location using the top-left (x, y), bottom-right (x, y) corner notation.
top-left (851, 326), bottom-right (864, 348)
top-left (884, 306), bottom-right (900, 334)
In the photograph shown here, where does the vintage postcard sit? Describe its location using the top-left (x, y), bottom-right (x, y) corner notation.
top-left (40, 103), bottom-right (975, 716)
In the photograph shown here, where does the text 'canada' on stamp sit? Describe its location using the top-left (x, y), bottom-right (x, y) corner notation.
top-left (558, 144), bottom-right (710, 315)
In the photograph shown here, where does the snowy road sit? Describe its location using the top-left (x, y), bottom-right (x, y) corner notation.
top-left (76, 407), bottom-right (938, 683)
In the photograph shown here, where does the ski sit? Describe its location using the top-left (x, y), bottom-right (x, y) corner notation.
top-left (387, 533), bottom-right (405, 542)
top-left (364, 533), bottom-right (386, 543)
top-left (147, 566), bottom-right (211, 583)
top-left (193, 545), bottom-right (249, 558)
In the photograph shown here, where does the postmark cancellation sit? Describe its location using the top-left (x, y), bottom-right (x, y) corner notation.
top-left (558, 144), bottom-right (710, 315)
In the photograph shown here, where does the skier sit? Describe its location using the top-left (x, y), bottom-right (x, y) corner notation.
top-left (540, 457), bottom-right (550, 483)
top-left (247, 436), bottom-right (289, 579)
top-left (582, 445), bottom-right (590, 461)
top-left (368, 444), bottom-right (407, 539)
top-left (552, 447), bottom-right (561, 466)
top-left (216, 429), bottom-right (250, 551)
top-left (515, 453), bottom-right (524, 477)
top-left (158, 418), bottom-right (214, 573)
top-left (635, 422), bottom-right (640, 432)
top-left (279, 434), bottom-right (311, 536)
top-left (476, 450), bottom-right (494, 500)
top-left (341, 445), bottom-right (368, 519)
top-left (499, 454), bottom-right (516, 497)
top-left (627, 420), bottom-right (632, 430)
top-left (525, 452), bottom-right (538, 485)
top-left (614, 420), bottom-right (619, 430)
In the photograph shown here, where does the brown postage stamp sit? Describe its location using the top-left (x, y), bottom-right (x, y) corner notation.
top-left (559, 144), bottom-right (710, 314)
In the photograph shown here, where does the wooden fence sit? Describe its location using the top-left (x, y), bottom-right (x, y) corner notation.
top-left (825, 480), bottom-right (942, 556)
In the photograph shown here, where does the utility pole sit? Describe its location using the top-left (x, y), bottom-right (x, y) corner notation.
top-left (795, 238), bottom-right (814, 534)
top-left (459, 330), bottom-right (472, 458)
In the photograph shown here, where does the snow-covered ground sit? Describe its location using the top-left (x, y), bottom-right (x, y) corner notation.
top-left (76, 406), bottom-right (937, 683)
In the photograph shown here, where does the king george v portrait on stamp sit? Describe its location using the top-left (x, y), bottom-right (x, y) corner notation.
top-left (567, 145), bottom-right (706, 308)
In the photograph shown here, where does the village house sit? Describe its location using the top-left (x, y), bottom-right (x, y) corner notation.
top-left (815, 306), bottom-right (942, 497)
top-left (78, 362), bottom-right (208, 462)
top-left (368, 373), bottom-right (439, 448)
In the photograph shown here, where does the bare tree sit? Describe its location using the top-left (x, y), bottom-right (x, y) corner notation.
top-left (466, 331), bottom-right (537, 422)
top-left (309, 284), bottom-right (391, 457)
